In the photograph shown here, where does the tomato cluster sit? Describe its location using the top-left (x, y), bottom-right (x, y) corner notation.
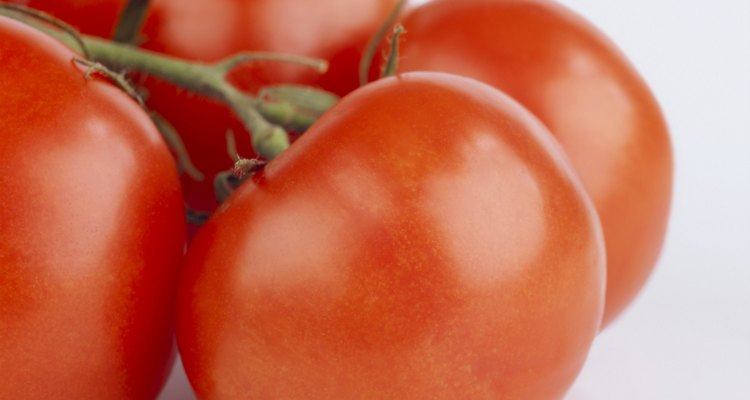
top-left (0, 0), bottom-right (671, 399)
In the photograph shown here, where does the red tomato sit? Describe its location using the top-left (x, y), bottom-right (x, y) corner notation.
top-left (137, 0), bottom-right (400, 215)
top-left (396, 0), bottom-right (673, 327)
top-left (177, 72), bottom-right (605, 399)
top-left (0, 17), bottom-right (185, 398)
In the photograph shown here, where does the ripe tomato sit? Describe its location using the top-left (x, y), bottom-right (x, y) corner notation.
top-left (0, 17), bottom-right (185, 398)
top-left (396, 0), bottom-right (673, 327)
top-left (177, 72), bottom-right (605, 399)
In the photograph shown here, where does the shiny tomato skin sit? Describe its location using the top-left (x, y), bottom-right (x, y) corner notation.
top-left (0, 17), bottom-right (185, 399)
top-left (177, 72), bottom-right (605, 399)
top-left (397, 0), bottom-right (673, 327)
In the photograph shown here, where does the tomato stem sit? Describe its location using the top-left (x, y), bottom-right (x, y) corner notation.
top-left (213, 171), bottom-right (243, 203)
top-left (84, 38), bottom-right (292, 159)
top-left (72, 57), bottom-right (144, 103)
top-left (257, 84), bottom-right (339, 131)
top-left (233, 158), bottom-right (266, 179)
top-left (186, 208), bottom-right (210, 226)
top-left (0, 5), bottom-right (333, 160)
top-left (381, 24), bottom-right (405, 79)
top-left (112, 0), bottom-right (150, 44)
top-left (359, 0), bottom-right (407, 86)
top-left (149, 112), bottom-right (205, 181)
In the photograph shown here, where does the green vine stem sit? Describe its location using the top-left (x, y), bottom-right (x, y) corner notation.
top-left (112, 0), bottom-right (150, 44)
top-left (257, 84), bottom-right (339, 132)
top-left (212, 131), bottom-right (265, 202)
top-left (381, 24), bottom-right (405, 78)
top-left (0, 4), bottom-right (331, 160)
top-left (359, 0), bottom-right (407, 86)
top-left (149, 112), bottom-right (205, 181)
top-left (72, 57), bottom-right (145, 104)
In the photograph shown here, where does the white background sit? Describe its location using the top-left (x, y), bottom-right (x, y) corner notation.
top-left (159, 1), bottom-right (750, 398)
top-left (561, 1), bottom-right (750, 399)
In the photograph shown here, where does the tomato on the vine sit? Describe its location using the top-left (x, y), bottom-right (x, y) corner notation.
top-left (137, 0), bottom-right (400, 216)
top-left (12, 0), bottom-right (400, 218)
top-left (395, 0), bottom-right (673, 327)
top-left (0, 16), bottom-right (185, 399)
top-left (177, 72), bottom-right (605, 399)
